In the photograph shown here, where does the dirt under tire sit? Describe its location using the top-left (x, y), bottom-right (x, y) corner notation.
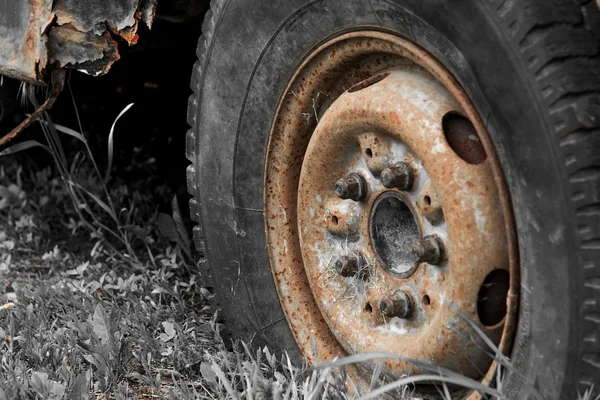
top-left (186, 0), bottom-right (600, 398)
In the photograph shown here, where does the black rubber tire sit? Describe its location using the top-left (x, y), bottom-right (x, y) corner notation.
top-left (186, 0), bottom-right (600, 397)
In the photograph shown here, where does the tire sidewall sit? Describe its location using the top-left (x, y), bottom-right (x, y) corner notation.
top-left (194, 1), bottom-right (579, 397)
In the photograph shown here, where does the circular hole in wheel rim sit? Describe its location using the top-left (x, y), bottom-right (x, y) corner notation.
top-left (477, 269), bottom-right (510, 326)
top-left (442, 112), bottom-right (487, 165)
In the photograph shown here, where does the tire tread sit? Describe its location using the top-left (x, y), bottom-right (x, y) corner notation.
top-left (491, 0), bottom-right (600, 387)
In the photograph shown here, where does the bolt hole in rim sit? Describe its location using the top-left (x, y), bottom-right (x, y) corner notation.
top-left (423, 294), bottom-right (431, 306)
top-left (264, 31), bottom-right (519, 396)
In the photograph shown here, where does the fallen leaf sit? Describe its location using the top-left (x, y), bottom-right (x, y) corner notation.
top-left (200, 362), bottom-right (217, 389)
top-left (159, 321), bottom-right (176, 342)
top-left (92, 304), bottom-right (110, 344)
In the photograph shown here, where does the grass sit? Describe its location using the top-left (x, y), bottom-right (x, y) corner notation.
top-left (0, 160), bottom-right (215, 399)
top-left (0, 94), bottom-right (597, 399)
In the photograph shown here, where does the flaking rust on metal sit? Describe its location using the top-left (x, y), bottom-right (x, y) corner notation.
top-left (140, 0), bottom-right (158, 29)
top-left (0, 0), bottom-right (157, 84)
top-left (0, 0), bottom-right (54, 83)
top-left (55, 0), bottom-right (139, 44)
top-left (48, 25), bottom-right (120, 76)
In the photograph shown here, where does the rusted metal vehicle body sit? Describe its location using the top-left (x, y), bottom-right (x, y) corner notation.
top-left (0, 0), bottom-right (205, 145)
top-left (0, 0), bottom-right (156, 84)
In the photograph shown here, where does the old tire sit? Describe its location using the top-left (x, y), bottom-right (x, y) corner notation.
top-left (186, 0), bottom-right (600, 397)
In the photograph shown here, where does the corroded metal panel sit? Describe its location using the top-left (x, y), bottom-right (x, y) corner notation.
top-left (0, 0), bottom-right (158, 84)
top-left (0, 0), bottom-right (54, 83)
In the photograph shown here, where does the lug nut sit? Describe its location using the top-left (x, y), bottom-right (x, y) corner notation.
top-left (335, 254), bottom-right (366, 278)
top-left (380, 162), bottom-right (414, 190)
top-left (379, 290), bottom-right (413, 318)
top-left (411, 235), bottom-right (444, 265)
top-left (334, 173), bottom-right (366, 201)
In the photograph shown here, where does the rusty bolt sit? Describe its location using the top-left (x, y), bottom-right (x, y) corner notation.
top-left (334, 173), bottom-right (366, 201)
top-left (335, 254), bottom-right (365, 278)
top-left (411, 235), bottom-right (444, 265)
top-left (379, 290), bottom-right (413, 318)
top-left (380, 162), bottom-right (414, 190)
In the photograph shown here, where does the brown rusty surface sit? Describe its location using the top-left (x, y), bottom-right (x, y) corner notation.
top-left (54, 0), bottom-right (140, 42)
top-left (0, 0), bottom-right (54, 83)
top-left (264, 38), bottom-right (412, 370)
top-left (0, 0), bottom-right (157, 84)
top-left (264, 32), bottom-right (519, 396)
top-left (48, 25), bottom-right (120, 76)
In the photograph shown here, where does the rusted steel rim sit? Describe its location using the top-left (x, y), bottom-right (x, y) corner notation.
top-left (264, 31), bottom-right (518, 396)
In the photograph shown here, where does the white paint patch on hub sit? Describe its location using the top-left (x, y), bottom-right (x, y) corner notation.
top-left (431, 137), bottom-right (446, 155)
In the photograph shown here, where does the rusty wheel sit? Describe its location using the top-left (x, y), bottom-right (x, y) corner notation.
top-left (187, 0), bottom-right (600, 398)
top-left (265, 32), bottom-right (518, 392)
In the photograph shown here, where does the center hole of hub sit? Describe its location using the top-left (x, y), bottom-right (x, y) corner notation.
top-left (370, 192), bottom-right (420, 277)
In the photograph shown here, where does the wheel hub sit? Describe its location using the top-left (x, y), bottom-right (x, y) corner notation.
top-left (296, 67), bottom-right (509, 378)
top-left (369, 191), bottom-right (420, 277)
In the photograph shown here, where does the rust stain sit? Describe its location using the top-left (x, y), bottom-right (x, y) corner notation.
top-left (48, 25), bottom-right (120, 76)
top-left (0, 0), bottom-right (157, 84)
top-left (54, 0), bottom-right (138, 36)
top-left (0, 0), bottom-right (53, 83)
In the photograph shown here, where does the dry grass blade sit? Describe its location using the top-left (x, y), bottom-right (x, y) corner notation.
top-left (211, 363), bottom-right (239, 399)
top-left (0, 140), bottom-right (52, 157)
top-left (67, 180), bottom-right (118, 223)
top-left (369, 361), bottom-right (383, 391)
top-left (52, 122), bottom-right (88, 144)
top-left (171, 196), bottom-right (192, 259)
top-left (315, 352), bottom-right (469, 382)
top-left (450, 304), bottom-right (545, 400)
top-left (450, 305), bottom-right (510, 369)
top-left (39, 113), bottom-right (68, 171)
top-left (356, 374), bottom-right (503, 400)
top-left (580, 386), bottom-right (600, 400)
top-left (105, 103), bottom-right (134, 182)
top-left (305, 367), bottom-right (332, 400)
top-left (314, 352), bottom-right (506, 398)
